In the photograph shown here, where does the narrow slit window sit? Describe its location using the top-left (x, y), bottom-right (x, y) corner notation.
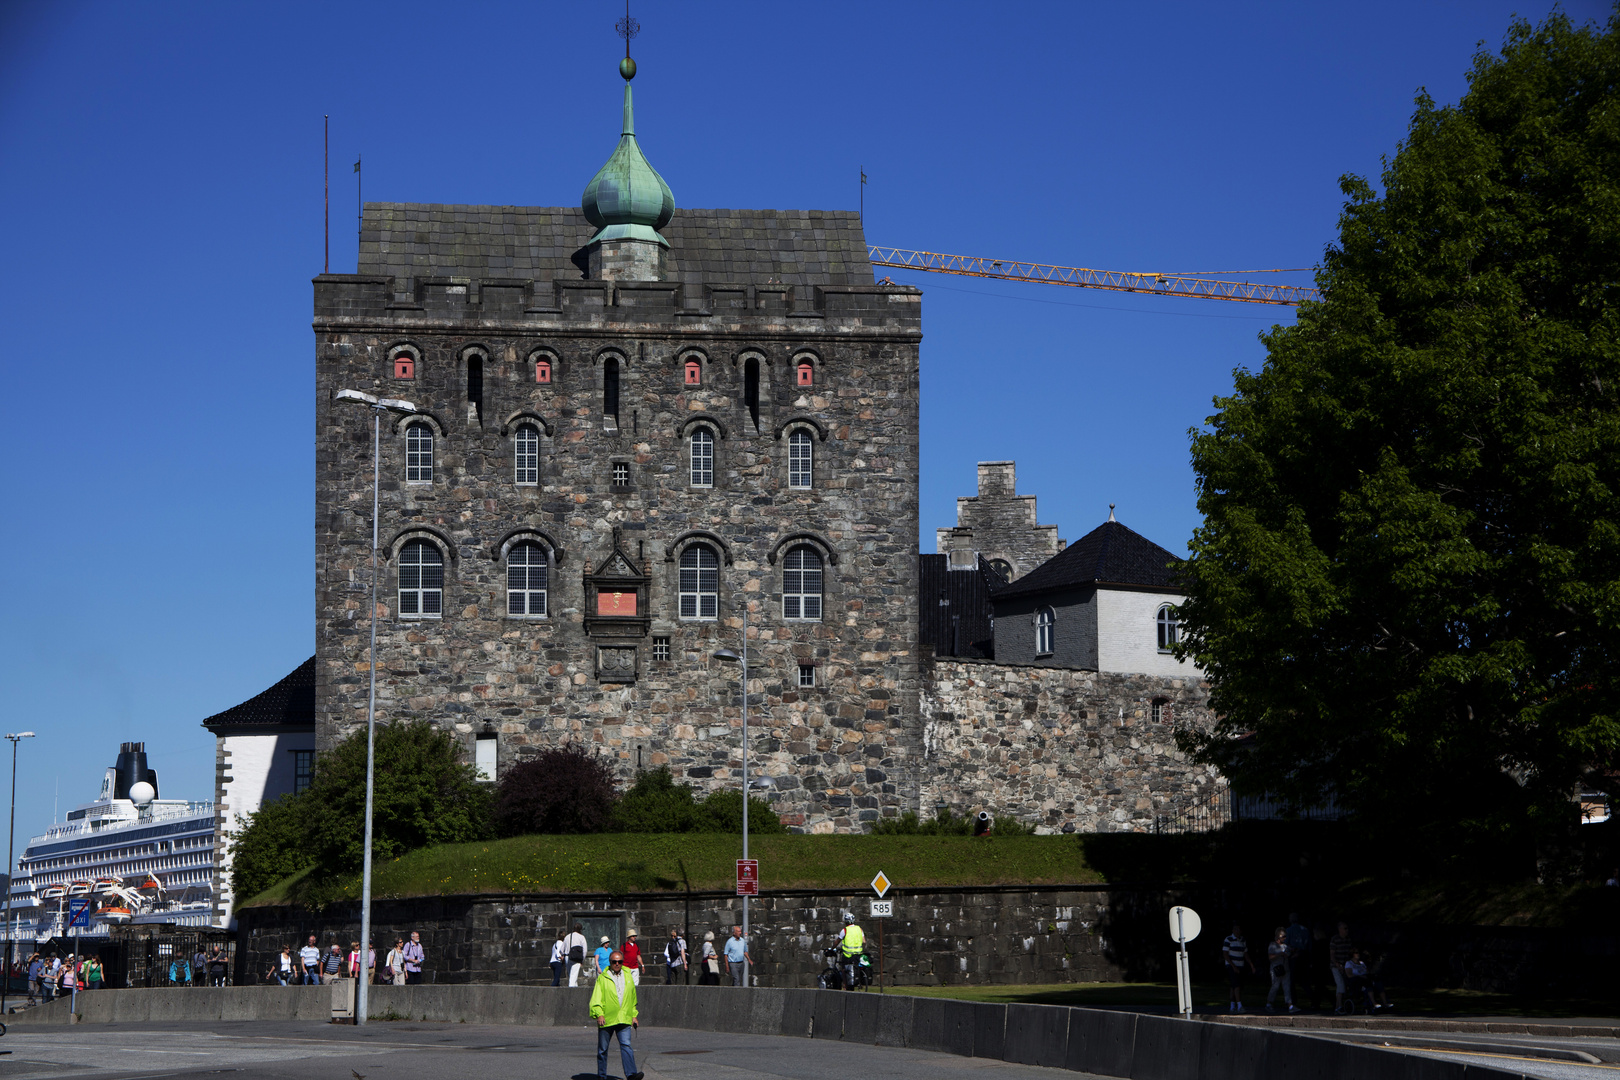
top-left (783, 546), bottom-right (823, 621)
top-left (514, 424), bottom-right (540, 485)
top-left (506, 541), bottom-right (548, 617)
top-left (466, 354), bottom-right (484, 422)
top-left (405, 424), bottom-right (434, 483)
top-left (690, 429), bottom-right (714, 487)
top-left (788, 430), bottom-right (813, 490)
top-left (398, 540), bottom-right (444, 618)
top-left (604, 357), bottom-right (620, 423)
top-left (744, 357), bottom-right (760, 430)
top-left (679, 545), bottom-right (719, 620)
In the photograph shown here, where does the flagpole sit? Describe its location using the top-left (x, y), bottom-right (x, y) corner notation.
top-left (324, 116), bottom-right (329, 274)
top-left (355, 154), bottom-right (362, 267)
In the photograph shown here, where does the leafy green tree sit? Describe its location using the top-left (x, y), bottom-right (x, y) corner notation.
top-left (308, 720), bottom-right (493, 869)
top-left (227, 791), bottom-right (314, 902)
top-left (693, 787), bottom-right (788, 835)
top-left (493, 746), bottom-right (617, 836)
top-left (1177, 11), bottom-right (1620, 853)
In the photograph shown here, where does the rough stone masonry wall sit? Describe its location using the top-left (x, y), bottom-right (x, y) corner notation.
top-left (919, 657), bottom-right (1222, 833)
top-left (313, 277), bottom-right (923, 834)
top-left (936, 461), bottom-right (1063, 581)
top-left (235, 888), bottom-right (1123, 988)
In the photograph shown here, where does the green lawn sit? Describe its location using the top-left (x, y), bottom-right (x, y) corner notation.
top-left (241, 832), bottom-right (1101, 907)
top-left (895, 982), bottom-right (1620, 1019)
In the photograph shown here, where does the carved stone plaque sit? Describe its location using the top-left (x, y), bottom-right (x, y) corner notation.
top-left (597, 645), bottom-right (637, 683)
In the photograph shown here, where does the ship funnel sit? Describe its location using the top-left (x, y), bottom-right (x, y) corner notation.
top-left (113, 741), bottom-right (159, 801)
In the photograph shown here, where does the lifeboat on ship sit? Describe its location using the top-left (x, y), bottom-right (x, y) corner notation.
top-left (67, 881), bottom-right (93, 897)
top-left (96, 904), bottom-right (133, 925)
top-left (94, 877), bottom-right (120, 893)
top-left (38, 884), bottom-right (67, 900)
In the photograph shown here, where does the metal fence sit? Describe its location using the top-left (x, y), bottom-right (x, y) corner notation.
top-left (111, 925), bottom-right (235, 989)
top-left (1152, 788), bottom-right (1233, 835)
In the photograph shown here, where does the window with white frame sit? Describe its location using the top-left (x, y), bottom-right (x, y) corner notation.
top-left (679, 544), bottom-right (719, 620)
top-left (398, 540), bottom-right (443, 617)
top-left (514, 424), bottom-right (540, 485)
top-left (474, 734), bottom-right (497, 781)
top-left (1036, 607), bottom-right (1055, 656)
top-left (507, 541), bottom-right (548, 616)
top-left (405, 423), bottom-right (434, 483)
top-left (788, 430), bottom-right (812, 490)
top-left (798, 663), bottom-right (816, 688)
top-left (1157, 604), bottom-right (1179, 652)
top-left (783, 546), bottom-right (823, 621)
top-left (690, 428), bottom-right (714, 487)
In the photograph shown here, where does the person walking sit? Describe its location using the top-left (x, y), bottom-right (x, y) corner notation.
top-left (208, 946), bottom-right (229, 987)
top-left (26, 953), bottom-right (41, 1005)
top-left (402, 931), bottom-right (425, 985)
top-left (563, 923), bottom-right (589, 987)
top-left (1265, 927), bottom-right (1298, 1013)
top-left (621, 930), bottom-right (643, 987)
top-left (321, 943), bottom-right (345, 985)
top-left (664, 928), bottom-right (687, 985)
top-left (1328, 922), bottom-right (1354, 1014)
top-left (723, 925), bottom-right (751, 987)
top-left (836, 913), bottom-right (865, 992)
top-left (1222, 924), bottom-right (1255, 1013)
top-left (43, 954), bottom-right (60, 1001)
top-left (298, 935), bottom-right (321, 985)
top-left (699, 931), bottom-right (720, 985)
top-left (84, 955), bottom-right (104, 990)
top-left (589, 950), bottom-right (642, 1080)
top-left (191, 946), bottom-right (207, 988)
top-left (593, 936), bottom-right (613, 978)
top-left (60, 956), bottom-right (77, 996)
top-left (385, 939), bottom-right (406, 986)
top-left (549, 930), bottom-right (567, 987)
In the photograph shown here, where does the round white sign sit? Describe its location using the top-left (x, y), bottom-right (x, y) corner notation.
top-left (1168, 905), bottom-right (1201, 944)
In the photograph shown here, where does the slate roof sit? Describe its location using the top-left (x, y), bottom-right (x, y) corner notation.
top-left (992, 520), bottom-right (1182, 600)
top-left (918, 554), bottom-right (1001, 660)
top-left (358, 204), bottom-right (875, 288)
top-left (201, 656), bottom-right (316, 733)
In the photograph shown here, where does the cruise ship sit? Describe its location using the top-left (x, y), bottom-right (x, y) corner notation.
top-left (7, 743), bottom-right (216, 941)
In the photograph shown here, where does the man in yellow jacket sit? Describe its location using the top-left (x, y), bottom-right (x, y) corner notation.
top-left (589, 950), bottom-right (642, 1080)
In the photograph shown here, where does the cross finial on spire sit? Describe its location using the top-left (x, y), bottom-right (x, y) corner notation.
top-left (1108, 503), bottom-right (1116, 522)
top-left (616, 1), bottom-right (640, 76)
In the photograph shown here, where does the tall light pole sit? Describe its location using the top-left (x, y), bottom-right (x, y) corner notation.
top-left (714, 607), bottom-right (753, 988)
top-left (1, 731), bottom-right (35, 1016)
top-left (334, 388), bottom-right (416, 1025)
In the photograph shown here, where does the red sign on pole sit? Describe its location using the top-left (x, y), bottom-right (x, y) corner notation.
top-left (736, 859), bottom-right (759, 896)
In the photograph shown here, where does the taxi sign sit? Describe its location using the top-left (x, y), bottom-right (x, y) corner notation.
top-left (68, 897), bottom-right (92, 928)
top-left (870, 871), bottom-right (891, 898)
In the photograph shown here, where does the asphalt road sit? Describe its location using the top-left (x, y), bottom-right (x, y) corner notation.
top-left (1304, 1028), bottom-right (1620, 1080)
top-left (0, 1020), bottom-right (1096, 1080)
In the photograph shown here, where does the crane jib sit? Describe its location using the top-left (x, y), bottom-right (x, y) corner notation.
top-left (867, 246), bottom-right (1319, 306)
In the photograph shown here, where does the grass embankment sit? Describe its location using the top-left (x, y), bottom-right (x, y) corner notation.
top-left (899, 982), bottom-right (1620, 1019)
top-left (241, 832), bottom-right (1102, 908)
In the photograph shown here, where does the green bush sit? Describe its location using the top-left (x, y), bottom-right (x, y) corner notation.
top-left (871, 808), bottom-right (972, 835)
top-left (493, 745), bottom-right (618, 836)
top-left (228, 791), bottom-right (314, 902)
top-left (610, 767), bottom-right (786, 834)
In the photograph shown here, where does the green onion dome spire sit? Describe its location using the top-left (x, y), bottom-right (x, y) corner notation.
top-left (581, 62), bottom-right (674, 247)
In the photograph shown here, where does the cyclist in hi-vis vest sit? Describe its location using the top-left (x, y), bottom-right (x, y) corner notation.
top-left (837, 913), bottom-right (865, 990)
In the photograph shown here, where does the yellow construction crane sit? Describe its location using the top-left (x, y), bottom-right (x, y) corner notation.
top-left (867, 246), bottom-right (1320, 306)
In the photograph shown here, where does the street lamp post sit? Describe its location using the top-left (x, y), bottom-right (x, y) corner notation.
top-left (1, 731), bottom-right (35, 1016)
top-left (334, 389), bottom-right (416, 1025)
top-left (713, 607), bottom-right (752, 987)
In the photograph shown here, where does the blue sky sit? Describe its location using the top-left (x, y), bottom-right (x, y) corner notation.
top-left (0, 0), bottom-right (1604, 854)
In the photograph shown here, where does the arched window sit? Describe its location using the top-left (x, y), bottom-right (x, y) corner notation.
top-left (405, 424), bottom-right (433, 483)
top-left (603, 357), bottom-right (620, 423)
top-left (534, 358), bottom-right (552, 383)
top-left (788, 430), bottom-right (813, 490)
top-left (782, 546), bottom-right (823, 621)
top-left (684, 358), bottom-right (702, 385)
top-left (398, 540), bottom-right (443, 618)
top-left (690, 428), bottom-right (714, 488)
top-left (506, 541), bottom-right (548, 617)
top-left (744, 357), bottom-right (760, 430)
top-left (1036, 607), bottom-right (1055, 656)
top-left (988, 558), bottom-right (1013, 582)
top-left (679, 545), bottom-right (719, 620)
top-left (513, 424), bottom-right (540, 486)
top-left (797, 360), bottom-right (814, 387)
top-left (1157, 604), bottom-right (1179, 652)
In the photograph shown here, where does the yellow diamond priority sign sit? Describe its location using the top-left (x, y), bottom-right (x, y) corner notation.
top-left (870, 871), bottom-right (891, 898)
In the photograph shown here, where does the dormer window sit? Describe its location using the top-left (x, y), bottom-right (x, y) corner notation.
top-left (797, 360), bottom-right (814, 387)
top-left (684, 359), bottom-right (702, 385)
top-left (535, 359), bottom-right (552, 384)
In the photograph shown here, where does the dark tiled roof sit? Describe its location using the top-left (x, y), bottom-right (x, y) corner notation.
top-left (918, 554), bottom-right (999, 660)
top-left (201, 657), bottom-right (316, 732)
top-left (359, 204), bottom-right (875, 288)
top-left (992, 520), bottom-right (1181, 600)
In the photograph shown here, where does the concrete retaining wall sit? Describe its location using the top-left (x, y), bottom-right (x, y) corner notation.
top-left (12, 984), bottom-right (1536, 1080)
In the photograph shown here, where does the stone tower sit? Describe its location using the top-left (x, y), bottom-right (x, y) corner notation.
top-left (312, 55), bottom-right (924, 832)
top-left (935, 461), bottom-right (1063, 581)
